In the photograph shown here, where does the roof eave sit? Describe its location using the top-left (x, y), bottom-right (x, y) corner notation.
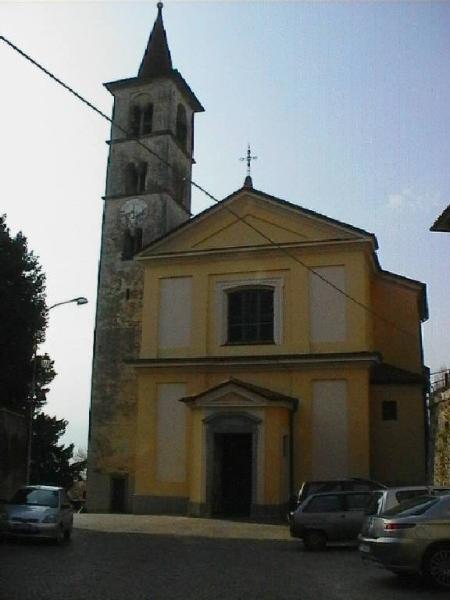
top-left (104, 70), bottom-right (204, 112)
top-left (430, 205), bottom-right (450, 232)
top-left (135, 185), bottom-right (378, 258)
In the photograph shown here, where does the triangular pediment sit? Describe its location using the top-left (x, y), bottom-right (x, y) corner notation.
top-left (138, 188), bottom-right (376, 258)
top-left (179, 378), bottom-right (297, 410)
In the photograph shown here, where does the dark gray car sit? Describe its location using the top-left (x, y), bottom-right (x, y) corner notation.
top-left (359, 494), bottom-right (450, 588)
top-left (290, 490), bottom-right (380, 550)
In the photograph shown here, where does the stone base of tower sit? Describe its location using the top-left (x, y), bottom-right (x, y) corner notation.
top-left (86, 469), bottom-right (135, 514)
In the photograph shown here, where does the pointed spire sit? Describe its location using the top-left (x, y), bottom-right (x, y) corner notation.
top-left (138, 3), bottom-right (173, 79)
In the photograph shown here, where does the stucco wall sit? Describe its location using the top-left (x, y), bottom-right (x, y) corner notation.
top-left (370, 385), bottom-right (426, 485)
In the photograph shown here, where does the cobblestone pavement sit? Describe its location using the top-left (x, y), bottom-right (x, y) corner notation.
top-left (74, 513), bottom-right (292, 540)
top-left (0, 514), bottom-right (448, 600)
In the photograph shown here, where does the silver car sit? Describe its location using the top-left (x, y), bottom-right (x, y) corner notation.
top-left (359, 494), bottom-right (450, 588)
top-left (364, 485), bottom-right (450, 516)
top-left (290, 490), bottom-right (381, 550)
top-left (0, 485), bottom-right (73, 543)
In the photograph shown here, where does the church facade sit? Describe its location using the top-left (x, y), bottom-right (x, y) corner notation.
top-left (87, 5), bottom-right (428, 516)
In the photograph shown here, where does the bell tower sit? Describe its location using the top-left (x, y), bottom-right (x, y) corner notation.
top-left (87, 3), bottom-right (204, 513)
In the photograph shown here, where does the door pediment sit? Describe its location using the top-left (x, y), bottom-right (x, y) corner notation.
top-left (179, 378), bottom-right (297, 410)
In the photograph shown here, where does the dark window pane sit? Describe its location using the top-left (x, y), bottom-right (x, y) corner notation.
top-left (228, 325), bottom-right (242, 343)
top-left (305, 495), bottom-right (342, 513)
top-left (125, 163), bottom-right (138, 194)
top-left (345, 493), bottom-right (372, 511)
top-left (227, 287), bottom-right (274, 344)
top-left (137, 162), bottom-right (147, 193)
top-left (142, 104), bottom-right (153, 135)
top-left (176, 104), bottom-right (188, 148)
top-left (382, 400), bottom-right (397, 421)
top-left (259, 323), bottom-right (273, 340)
top-left (129, 106), bottom-right (140, 137)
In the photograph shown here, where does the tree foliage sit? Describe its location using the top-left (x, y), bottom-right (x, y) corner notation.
top-left (0, 215), bottom-right (84, 491)
top-left (0, 215), bottom-right (47, 411)
top-left (30, 413), bottom-right (87, 490)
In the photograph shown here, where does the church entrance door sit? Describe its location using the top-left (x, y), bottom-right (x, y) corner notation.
top-left (212, 433), bottom-right (252, 517)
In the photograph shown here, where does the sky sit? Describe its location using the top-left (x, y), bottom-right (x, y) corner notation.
top-left (1, 1), bottom-right (449, 452)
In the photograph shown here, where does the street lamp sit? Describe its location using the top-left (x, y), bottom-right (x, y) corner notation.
top-left (47, 297), bottom-right (88, 311)
top-left (25, 296), bottom-right (88, 484)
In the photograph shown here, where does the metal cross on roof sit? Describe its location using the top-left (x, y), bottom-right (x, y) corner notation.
top-left (240, 144), bottom-right (257, 177)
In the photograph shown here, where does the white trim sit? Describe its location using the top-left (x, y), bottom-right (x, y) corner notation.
top-left (215, 276), bottom-right (284, 346)
top-left (136, 238), bottom-right (371, 261)
top-left (136, 190), bottom-right (375, 257)
top-left (185, 383), bottom-right (295, 411)
top-left (131, 353), bottom-right (380, 368)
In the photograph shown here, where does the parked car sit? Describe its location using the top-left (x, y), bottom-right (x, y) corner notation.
top-left (290, 490), bottom-right (382, 550)
top-left (287, 477), bottom-right (385, 520)
top-left (0, 485), bottom-right (73, 543)
top-left (295, 478), bottom-right (385, 507)
top-left (364, 485), bottom-right (450, 516)
top-left (359, 494), bottom-right (450, 588)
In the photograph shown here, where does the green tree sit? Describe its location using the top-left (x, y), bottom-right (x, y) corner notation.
top-left (0, 215), bottom-right (83, 491)
top-left (30, 413), bottom-right (87, 490)
top-left (0, 215), bottom-right (47, 411)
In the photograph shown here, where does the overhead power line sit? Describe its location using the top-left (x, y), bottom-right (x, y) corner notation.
top-left (1, 34), bottom-right (421, 342)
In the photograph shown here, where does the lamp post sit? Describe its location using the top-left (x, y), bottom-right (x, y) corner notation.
top-left (25, 296), bottom-right (88, 485)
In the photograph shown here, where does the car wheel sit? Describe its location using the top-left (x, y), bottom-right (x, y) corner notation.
top-left (63, 528), bottom-right (72, 542)
top-left (303, 530), bottom-right (327, 551)
top-left (424, 545), bottom-right (450, 589)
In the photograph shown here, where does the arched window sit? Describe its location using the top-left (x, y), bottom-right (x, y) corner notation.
top-left (124, 162), bottom-right (147, 195)
top-left (137, 162), bottom-right (147, 193)
top-left (129, 101), bottom-right (153, 137)
top-left (125, 163), bottom-right (139, 194)
top-left (122, 227), bottom-right (143, 261)
top-left (129, 105), bottom-right (141, 137)
top-left (227, 287), bottom-right (274, 344)
top-left (176, 103), bottom-right (188, 148)
top-left (142, 103), bottom-right (153, 135)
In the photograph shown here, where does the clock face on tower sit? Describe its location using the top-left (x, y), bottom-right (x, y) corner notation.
top-left (120, 198), bottom-right (147, 228)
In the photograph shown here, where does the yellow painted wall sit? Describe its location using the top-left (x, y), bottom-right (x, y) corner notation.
top-left (140, 244), bottom-right (374, 360)
top-left (127, 193), bottom-right (427, 511)
top-left (134, 365), bottom-right (374, 505)
top-left (371, 277), bottom-right (423, 373)
top-left (370, 385), bottom-right (426, 484)
top-left (263, 407), bottom-right (289, 504)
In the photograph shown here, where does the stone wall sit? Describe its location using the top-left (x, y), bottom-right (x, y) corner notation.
top-left (87, 74), bottom-right (195, 512)
top-left (431, 387), bottom-right (450, 486)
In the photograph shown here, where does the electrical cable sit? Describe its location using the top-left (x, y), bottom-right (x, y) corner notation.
top-left (1, 34), bottom-right (423, 342)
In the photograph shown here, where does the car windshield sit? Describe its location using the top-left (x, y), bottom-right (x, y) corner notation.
top-left (10, 488), bottom-right (59, 508)
top-left (382, 495), bottom-right (438, 518)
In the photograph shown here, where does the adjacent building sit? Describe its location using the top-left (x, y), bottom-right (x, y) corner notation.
top-left (430, 205), bottom-right (450, 485)
top-left (87, 4), bottom-right (429, 517)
